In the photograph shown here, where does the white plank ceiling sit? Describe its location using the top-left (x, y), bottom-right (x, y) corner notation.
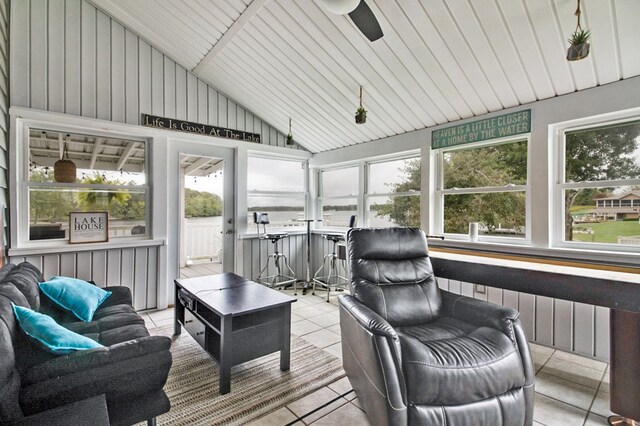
top-left (90, 0), bottom-right (640, 153)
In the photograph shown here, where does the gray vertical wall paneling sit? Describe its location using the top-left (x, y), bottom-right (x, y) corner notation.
top-left (227, 99), bottom-right (236, 132)
top-left (573, 302), bottom-right (595, 355)
top-left (106, 249), bottom-right (121, 286)
top-left (47, 0), bottom-right (64, 113)
top-left (518, 293), bottom-right (536, 341)
top-left (151, 48), bottom-right (163, 116)
top-left (207, 86), bottom-right (217, 125)
top-left (218, 92), bottom-right (227, 127)
top-left (76, 251), bottom-right (92, 281)
top-left (535, 296), bottom-right (554, 346)
top-left (133, 247), bottom-right (147, 310)
top-left (594, 306), bottom-right (609, 359)
top-left (163, 57), bottom-right (175, 118)
top-left (138, 39), bottom-right (151, 116)
top-left (124, 29), bottom-right (138, 125)
top-left (110, 20), bottom-right (125, 123)
top-left (0, 0), bottom-right (6, 253)
top-left (554, 299), bottom-right (573, 351)
top-left (237, 104), bottom-right (245, 131)
top-left (30, 0), bottom-right (47, 110)
top-left (23, 256), bottom-right (42, 271)
top-left (174, 64), bottom-right (186, 120)
top-left (80, 1), bottom-right (96, 117)
top-left (186, 72), bottom-right (197, 121)
top-left (95, 10), bottom-right (110, 120)
top-left (120, 248), bottom-right (134, 302)
top-left (197, 79), bottom-right (207, 124)
top-left (11, 0), bottom-right (29, 107)
top-left (92, 250), bottom-right (107, 286)
top-left (245, 111), bottom-right (254, 132)
top-left (60, 253), bottom-right (76, 276)
top-left (42, 255), bottom-right (59, 279)
top-left (146, 248), bottom-right (158, 308)
top-left (64, 0), bottom-right (81, 116)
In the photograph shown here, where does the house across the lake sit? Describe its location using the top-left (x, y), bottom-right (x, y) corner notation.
top-left (594, 191), bottom-right (640, 220)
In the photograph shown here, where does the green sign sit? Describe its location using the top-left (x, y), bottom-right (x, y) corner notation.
top-left (431, 109), bottom-right (531, 149)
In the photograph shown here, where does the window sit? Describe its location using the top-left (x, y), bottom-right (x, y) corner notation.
top-left (366, 157), bottom-right (421, 227)
top-left (318, 166), bottom-right (358, 227)
top-left (559, 119), bottom-right (640, 248)
top-left (247, 155), bottom-right (307, 228)
top-left (27, 129), bottom-right (148, 242)
top-left (438, 139), bottom-right (528, 239)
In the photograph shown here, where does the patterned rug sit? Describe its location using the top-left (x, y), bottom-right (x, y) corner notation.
top-left (147, 325), bottom-right (346, 425)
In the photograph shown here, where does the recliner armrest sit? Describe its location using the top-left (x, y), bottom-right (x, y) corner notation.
top-left (440, 290), bottom-right (520, 341)
top-left (339, 294), bottom-right (397, 339)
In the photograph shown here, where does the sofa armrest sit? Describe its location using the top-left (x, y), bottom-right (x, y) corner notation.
top-left (11, 394), bottom-right (109, 426)
top-left (440, 290), bottom-right (520, 342)
top-left (19, 336), bottom-right (172, 416)
top-left (99, 286), bottom-right (133, 307)
top-left (338, 295), bottom-right (407, 424)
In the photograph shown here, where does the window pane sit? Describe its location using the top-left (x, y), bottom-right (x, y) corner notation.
top-left (248, 157), bottom-right (305, 192)
top-left (321, 167), bottom-right (358, 197)
top-left (29, 187), bottom-right (146, 240)
top-left (247, 195), bottom-right (305, 227)
top-left (369, 158), bottom-right (420, 194)
top-left (29, 129), bottom-right (146, 185)
top-left (443, 141), bottom-right (527, 189)
top-left (321, 198), bottom-right (357, 227)
top-left (368, 195), bottom-right (421, 227)
top-left (564, 187), bottom-right (640, 244)
top-left (443, 192), bottom-right (525, 238)
top-left (565, 121), bottom-right (640, 183)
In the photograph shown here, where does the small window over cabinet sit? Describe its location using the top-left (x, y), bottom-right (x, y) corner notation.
top-left (27, 129), bottom-right (149, 242)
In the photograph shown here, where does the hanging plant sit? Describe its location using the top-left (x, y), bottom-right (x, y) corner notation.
top-left (355, 86), bottom-right (367, 124)
top-left (566, 0), bottom-right (591, 61)
top-left (286, 118), bottom-right (294, 145)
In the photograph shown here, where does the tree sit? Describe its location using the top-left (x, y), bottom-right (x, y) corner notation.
top-left (29, 171), bottom-right (76, 223)
top-left (374, 159), bottom-right (421, 226)
top-left (564, 123), bottom-right (640, 240)
top-left (184, 188), bottom-right (222, 217)
top-left (76, 174), bottom-right (131, 213)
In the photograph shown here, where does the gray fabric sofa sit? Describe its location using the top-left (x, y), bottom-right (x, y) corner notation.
top-left (0, 262), bottom-right (172, 425)
top-left (339, 228), bottom-right (534, 425)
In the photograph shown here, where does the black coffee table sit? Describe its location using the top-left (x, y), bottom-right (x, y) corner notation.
top-left (174, 273), bottom-right (296, 394)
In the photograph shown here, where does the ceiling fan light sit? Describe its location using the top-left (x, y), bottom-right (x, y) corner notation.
top-left (323, 0), bottom-right (360, 15)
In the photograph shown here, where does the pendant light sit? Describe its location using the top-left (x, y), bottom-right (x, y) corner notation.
top-left (54, 134), bottom-right (77, 183)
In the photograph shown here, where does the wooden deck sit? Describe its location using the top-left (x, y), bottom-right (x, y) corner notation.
top-left (179, 262), bottom-right (222, 278)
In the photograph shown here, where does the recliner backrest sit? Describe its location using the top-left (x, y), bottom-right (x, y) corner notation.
top-left (347, 227), bottom-right (442, 327)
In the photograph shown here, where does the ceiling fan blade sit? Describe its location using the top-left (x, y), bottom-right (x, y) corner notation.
top-left (348, 0), bottom-right (383, 42)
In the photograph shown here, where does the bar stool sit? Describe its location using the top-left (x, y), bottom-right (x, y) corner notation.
top-left (312, 215), bottom-right (357, 302)
top-left (254, 212), bottom-right (297, 294)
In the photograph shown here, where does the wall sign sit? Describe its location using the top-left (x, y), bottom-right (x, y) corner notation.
top-left (69, 212), bottom-right (109, 244)
top-left (141, 114), bottom-right (261, 143)
top-left (431, 109), bottom-right (531, 149)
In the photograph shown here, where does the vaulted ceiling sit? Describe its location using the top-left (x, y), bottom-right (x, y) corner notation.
top-left (90, 0), bottom-right (640, 153)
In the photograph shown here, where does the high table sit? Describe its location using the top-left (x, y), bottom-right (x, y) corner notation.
top-left (295, 219), bottom-right (321, 294)
top-left (430, 250), bottom-right (640, 424)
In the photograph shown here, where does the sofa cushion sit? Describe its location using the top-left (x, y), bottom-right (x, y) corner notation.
top-left (88, 323), bottom-right (150, 347)
top-left (39, 277), bottom-right (112, 322)
top-left (65, 313), bottom-right (145, 335)
top-left (1, 263), bottom-right (43, 311)
top-left (398, 320), bottom-right (525, 406)
top-left (12, 304), bottom-right (103, 355)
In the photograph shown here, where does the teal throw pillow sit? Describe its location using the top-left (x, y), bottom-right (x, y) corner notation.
top-left (39, 276), bottom-right (112, 322)
top-left (12, 303), bottom-right (103, 355)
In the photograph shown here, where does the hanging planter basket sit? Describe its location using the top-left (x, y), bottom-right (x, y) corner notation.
top-left (54, 158), bottom-right (76, 183)
top-left (566, 42), bottom-right (590, 61)
top-left (286, 133), bottom-right (294, 145)
top-left (355, 109), bottom-right (367, 124)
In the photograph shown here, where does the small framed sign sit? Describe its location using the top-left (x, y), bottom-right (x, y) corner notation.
top-left (69, 211), bottom-right (109, 244)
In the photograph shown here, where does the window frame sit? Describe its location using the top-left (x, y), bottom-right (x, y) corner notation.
top-left (246, 152), bottom-right (309, 232)
top-left (553, 114), bottom-right (640, 253)
top-left (317, 164), bottom-right (360, 230)
top-left (435, 135), bottom-right (531, 243)
top-left (14, 122), bottom-right (152, 249)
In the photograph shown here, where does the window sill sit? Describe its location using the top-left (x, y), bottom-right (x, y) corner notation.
top-left (8, 238), bottom-right (165, 256)
top-left (238, 230), bottom-right (307, 239)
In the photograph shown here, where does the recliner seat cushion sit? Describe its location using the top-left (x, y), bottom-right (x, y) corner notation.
top-left (398, 321), bottom-right (525, 406)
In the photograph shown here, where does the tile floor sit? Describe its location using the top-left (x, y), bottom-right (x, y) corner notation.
top-left (143, 287), bottom-right (615, 426)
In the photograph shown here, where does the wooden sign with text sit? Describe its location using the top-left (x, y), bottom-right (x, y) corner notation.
top-left (431, 110), bottom-right (531, 149)
top-left (141, 114), bottom-right (261, 143)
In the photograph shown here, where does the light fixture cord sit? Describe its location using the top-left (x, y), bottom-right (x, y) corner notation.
top-left (359, 86), bottom-right (363, 108)
top-left (574, 0), bottom-right (583, 32)
top-left (289, 117), bottom-right (292, 134)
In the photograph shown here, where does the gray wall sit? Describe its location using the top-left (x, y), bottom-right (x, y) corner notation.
top-left (0, 0), bottom-right (7, 261)
top-left (9, 0), bottom-right (293, 148)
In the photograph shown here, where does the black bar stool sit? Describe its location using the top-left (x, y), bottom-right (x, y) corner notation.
top-left (253, 212), bottom-right (297, 294)
top-left (312, 215), bottom-right (356, 302)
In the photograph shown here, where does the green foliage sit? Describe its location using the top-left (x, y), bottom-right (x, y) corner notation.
top-left (184, 188), bottom-right (222, 217)
top-left (29, 172), bottom-right (76, 223)
top-left (573, 220), bottom-right (640, 244)
top-left (568, 29), bottom-right (590, 45)
top-left (375, 159), bottom-right (421, 226)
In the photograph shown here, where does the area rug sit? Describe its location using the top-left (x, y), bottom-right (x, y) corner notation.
top-left (147, 325), bottom-right (346, 425)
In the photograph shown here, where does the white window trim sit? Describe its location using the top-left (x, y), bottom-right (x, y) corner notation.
top-left (434, 135), bottom-right (532, 245)
top-left (552, 109), bottom-right (640, 253)
top-left (317, 163), bottom-right (360, 231)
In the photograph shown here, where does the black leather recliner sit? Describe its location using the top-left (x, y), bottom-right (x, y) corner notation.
top-left (339, 228), bottom-right (534, 425)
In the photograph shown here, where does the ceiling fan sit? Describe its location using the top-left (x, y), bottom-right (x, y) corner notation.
top-left (323, 0), bottom-right (384, 42)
